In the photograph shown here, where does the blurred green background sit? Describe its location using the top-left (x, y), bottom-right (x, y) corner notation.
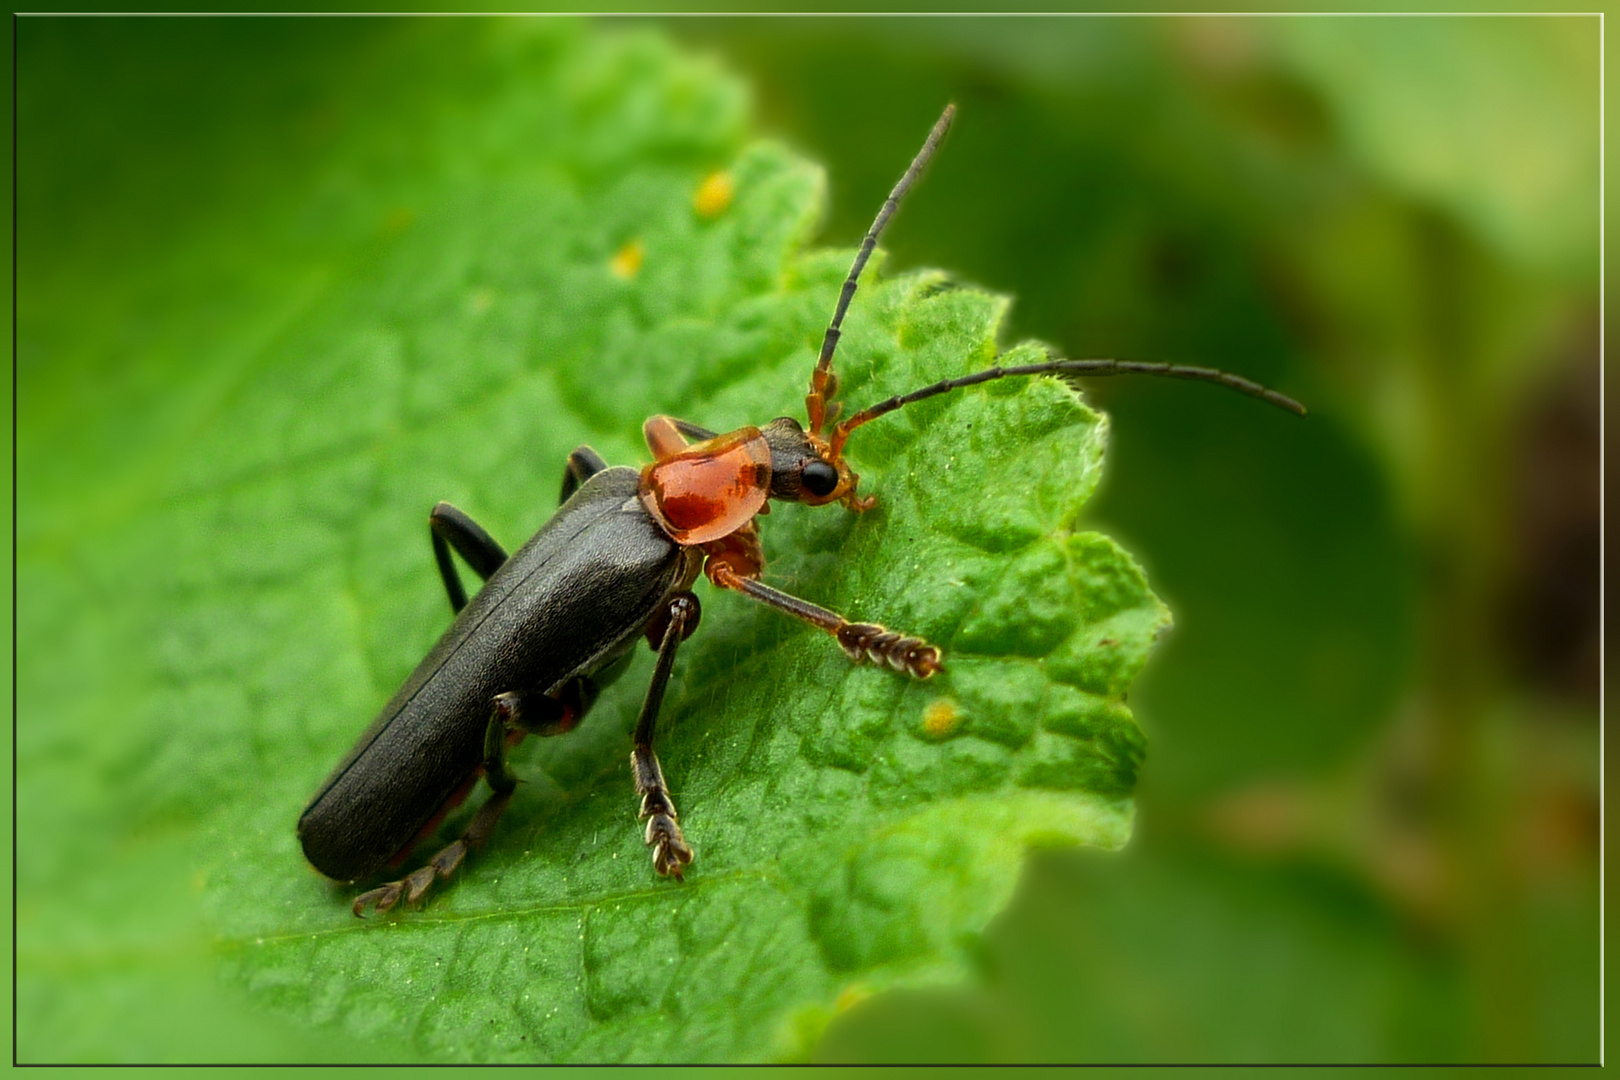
top-left (16, 15), bottom-right (1600, 1063)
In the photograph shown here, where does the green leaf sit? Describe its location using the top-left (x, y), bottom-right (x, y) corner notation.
top-left (19, 21), bottom-right (1166, 1062)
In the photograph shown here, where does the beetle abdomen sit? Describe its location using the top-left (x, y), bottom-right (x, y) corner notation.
top-left (298, 467), bottom-right (683, 883)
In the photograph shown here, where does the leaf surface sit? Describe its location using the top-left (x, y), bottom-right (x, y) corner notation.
top-left (19, 21), bottom-right (1165, 1062)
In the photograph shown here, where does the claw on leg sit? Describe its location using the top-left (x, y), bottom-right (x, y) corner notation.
top-left (351, 789), bottom-right (510, 917)
top-left (835, 622), bottom-right (943, 678)
top-left (639, 787), bottom-right (693, 880)
top-left (352, 881), bottom-right (404, 917)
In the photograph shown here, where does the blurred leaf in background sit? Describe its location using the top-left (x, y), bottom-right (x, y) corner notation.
top-left (16, 14), bottom-right (1599, 1064)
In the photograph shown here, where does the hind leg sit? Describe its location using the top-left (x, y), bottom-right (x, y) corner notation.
top-left (351, 677), bottom-right (600, 916)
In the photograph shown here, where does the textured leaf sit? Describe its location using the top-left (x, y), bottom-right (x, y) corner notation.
top-left (19, 22), bottom-right (1167, 1062)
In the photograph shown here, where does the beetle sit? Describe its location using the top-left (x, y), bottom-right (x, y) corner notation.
top-left (297, 104), bottom-right (1305, 916)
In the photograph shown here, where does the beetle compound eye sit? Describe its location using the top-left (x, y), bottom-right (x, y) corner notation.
top-left (801, 460), bottom-right (839, 497)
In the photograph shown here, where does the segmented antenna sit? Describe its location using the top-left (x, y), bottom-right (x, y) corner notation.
top-left (807, 104), bottom-right (956, 436)
top-left (829, 358), bottom-right (1306, 456)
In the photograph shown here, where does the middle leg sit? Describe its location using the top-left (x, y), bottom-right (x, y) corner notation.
top-left (631, 592), bottom-right (702, 879)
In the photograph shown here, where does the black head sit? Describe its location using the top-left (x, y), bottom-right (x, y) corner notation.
top-left (759, 417), bottom-right (857, 507)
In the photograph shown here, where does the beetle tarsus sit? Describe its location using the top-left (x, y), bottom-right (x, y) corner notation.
top-left (639, 785), bottom-right (693, 880)
top-left (836, 622), bottom-right (943, 678)
top-left (350, 787), bottom-right (513, 917)
top-left (352, 881), bottom-right (403, 918)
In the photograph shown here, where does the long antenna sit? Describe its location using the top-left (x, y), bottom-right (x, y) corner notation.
top-left (807, 104), bottom-right (956, 436)
top-left (829, 357), bottom-right (1306, 456)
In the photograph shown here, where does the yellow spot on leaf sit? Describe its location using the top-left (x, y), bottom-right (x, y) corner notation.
top-left (922, 698), bottom-right (960, 738)
top-left (693, 170), bottom-right (735, 218)
top-left (610, 239), bottom-right (645, 280)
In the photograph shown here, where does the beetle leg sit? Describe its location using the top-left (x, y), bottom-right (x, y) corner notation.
top-left (429, 502), bottom-right (508, 615)
top-left (492, 676), bottom-right (600, 741)
top-left (559, 446), bottom-right (609, 505)
top-left (708, 562), bottom-right (943, 678)
top-left (350, 676), bottom-right (613, 916)
top-left (670, 418), bottom-right (718, 442)
top-left (352, 786), bottom-right (514, 917)
top-left (632, 592), bottom-right (701, 880)
top-left (352, 700), bottom-right (528, 917)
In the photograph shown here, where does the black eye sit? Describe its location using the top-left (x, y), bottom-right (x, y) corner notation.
top-left (801, 460), bottom-right (839, 497)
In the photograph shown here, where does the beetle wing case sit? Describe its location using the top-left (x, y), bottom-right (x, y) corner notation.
top-left (298, 467), bottom-right (686, 883)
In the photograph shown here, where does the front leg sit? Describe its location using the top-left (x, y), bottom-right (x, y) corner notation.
top-left (641, 416), bottom-right (720, 461)
top-left (707, 562), bottom-right (942, 678)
